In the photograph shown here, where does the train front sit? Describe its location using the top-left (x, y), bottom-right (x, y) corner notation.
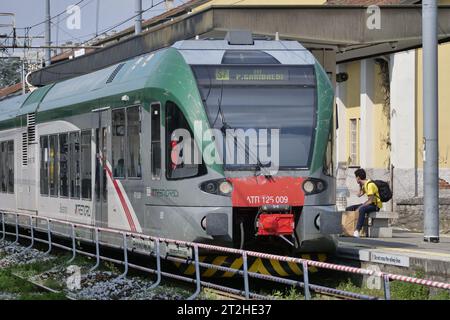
top-left (172, 37), bottom-right (341, 255)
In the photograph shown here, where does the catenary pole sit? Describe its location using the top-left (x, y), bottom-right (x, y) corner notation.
top-left (422, 0), bottom-right (440, 243)
top-left (44, 0), bottom-right (51, 66)
top-left (135, 0), bottom-right (142, 35)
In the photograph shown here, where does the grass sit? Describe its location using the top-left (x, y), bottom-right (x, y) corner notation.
top-left (265, 269), bottom-right (450, 301)
top-left (334, 272), bottom-right (450, 300)
top-left (271, 286), bottom-right (305, 300)
top-left (0, 268), bottom-right (67, 300)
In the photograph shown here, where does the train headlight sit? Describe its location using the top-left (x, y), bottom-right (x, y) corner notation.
top-left (200, 179), bottom-right (233, 197)
top-left (204, 182), bottom-right (217, 194)
top-left (316, 181), bottom-right (325, 192)
top-left (302, 178), bottom-right (327, 195)
top-left (219, 181), bottom-right (233, 195)
top-left (303, 180), bottom-right (315, 193)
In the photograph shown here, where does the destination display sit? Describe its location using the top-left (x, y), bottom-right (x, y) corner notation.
top-left (214, 68), bottom-right (288, 82)
top-left (193, 65), bottom-right (316, 86)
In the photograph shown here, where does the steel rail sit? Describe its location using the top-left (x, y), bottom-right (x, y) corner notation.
top-left (1, 210), bottom-right (450, 301)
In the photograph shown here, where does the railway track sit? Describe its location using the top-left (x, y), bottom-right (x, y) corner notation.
top-left (0, 235), bottom-right (360, 301)
top-left (0, 220), bottom-right (382, 301)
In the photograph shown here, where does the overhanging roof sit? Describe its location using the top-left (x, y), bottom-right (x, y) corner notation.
top-left (30, 4), bottom-right (450, 86)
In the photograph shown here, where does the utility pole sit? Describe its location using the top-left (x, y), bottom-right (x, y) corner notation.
top-left (135, 0), bottom-right (142, 35)
top-left (44, 0), bottom-right (51, 66)
top-left (21, 59), bottom-right (26, 94)
top-left (95, 0), bottom-right (100, 37)
top-left (422, 0), bottom-right (440, 243)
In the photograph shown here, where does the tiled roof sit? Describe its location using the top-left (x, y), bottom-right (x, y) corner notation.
top-left (0, 82), bottom-right (22, 99)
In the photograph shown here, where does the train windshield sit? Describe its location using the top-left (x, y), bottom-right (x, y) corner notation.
top-left (192, 65), bottom-right (316, 169)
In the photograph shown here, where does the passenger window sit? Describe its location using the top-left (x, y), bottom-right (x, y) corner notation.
top-left (49, 135), bottom-right (58, 196)
top-left (323, 131), bottom-right (334, 177)
top-left (59, 134), bottom-right (69, 197)
top-left (81, 130), bottom-right (92, 199)
top-left (6, 141), bottom-right (14, 193)
top-left (165, 101), bottom-right (206, 180)
top-left (40, 136), bottom-right (49, 195)
top-left (112, 109), bottom-right (126, 178)
top-left (151, 103), bottom-right (161, 180)
top-left (70, 132), bottom-right (81, 198)
top-left (0, 142), bottom-right (6, 193)
top-left (127, 106), bottom-right (141, 178)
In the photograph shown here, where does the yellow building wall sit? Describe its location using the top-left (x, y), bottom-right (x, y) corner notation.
top-left (194, 0), bottom-right (326, 12)
top-left (372, 63), bottom-right (391, 169)
top-left (345, 61), bottom-right (361, 165)
top-left (416, 43), bottom-right (450, 169)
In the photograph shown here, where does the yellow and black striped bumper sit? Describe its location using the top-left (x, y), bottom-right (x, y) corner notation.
top-left (174, 254), bottom-right (327, 277)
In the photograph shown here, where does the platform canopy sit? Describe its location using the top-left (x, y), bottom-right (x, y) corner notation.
top-left (29, 4), bottom-right (450, 86)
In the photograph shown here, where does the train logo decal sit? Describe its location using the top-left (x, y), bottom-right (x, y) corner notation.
top-left (99, 153), bottom-right (142, 233)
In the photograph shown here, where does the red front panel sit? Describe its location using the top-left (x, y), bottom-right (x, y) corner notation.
top-left (257, 213), bottom-right (295, 236)
top-left (229, 176), bottom-right (305, 207)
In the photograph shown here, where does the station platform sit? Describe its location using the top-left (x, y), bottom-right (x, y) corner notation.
top-left (335, 230), bottom-right (450, 283)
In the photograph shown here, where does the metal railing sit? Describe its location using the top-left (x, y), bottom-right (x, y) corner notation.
top-left (1, 210), bottom-right (449, 300)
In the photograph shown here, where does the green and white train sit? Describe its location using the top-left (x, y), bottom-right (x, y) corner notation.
top-left (0, 36), bottom-right (340, 260)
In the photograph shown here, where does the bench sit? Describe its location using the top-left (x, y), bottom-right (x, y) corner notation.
top-left (362, 211), bottom-right (398, 238)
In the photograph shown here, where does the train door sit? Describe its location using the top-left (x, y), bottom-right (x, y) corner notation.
top-left (94, 108), bottom-right (110, 228)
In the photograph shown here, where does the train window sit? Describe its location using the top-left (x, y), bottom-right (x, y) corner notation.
top-left (69, 132), bottom-right (81, 198)
top-left (49, 135), bottom-right (58, 196)
top-left (323, 130), bottom-right (334, 177)
top-left (95, 129), bottom-right (100, 201)
top-left (59, 134), bottom-right (69, 197)
top-left (0, 142), bottom-right (5, 193)
top-left (81, 130), bottom-right (92, 200)
top-left (127, 106), bottom-right (141, 178)
top-left (221, 50), bottom-right (280, 64)
top-left (112, 109), bottom-right (126, 178)
top-left (7, 141), bottom-right (14, 194)
top-left (40, 136), bottom-right (49, 196)
top-left (165, 101), bottom-right (206, 180)
top-left (151, 103), bottom-right (161, 180)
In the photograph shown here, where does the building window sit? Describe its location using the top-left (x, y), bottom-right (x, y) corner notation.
top-left (349, 118), bottom-right (360, 166)
top-left (151, 103), bottom-right (161, 180)
top-left (40, 136), bottom-right (49, 195)
top-left (49, 134), bottom-right (58, 196)
top-left (70, 132), bottom-right (81, 198)
top-left (165, 101), bottom-right (206, 180)
top-left (127, 106), bottom-right (141, 178)
top-left (59, 133), bottom-right (69, 197)
top-left (81, 130), bottom-right (92, 200)
top-left (112, 109), bottom-right (126, 178)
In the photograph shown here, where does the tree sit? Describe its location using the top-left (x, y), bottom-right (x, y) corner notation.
top-left (0, 58), bottom-right (21, 88)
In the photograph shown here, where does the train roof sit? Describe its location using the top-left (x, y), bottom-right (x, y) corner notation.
top-left (0, 93), bottom-right (31, 128)
top-left (0, 39), bottom-right (319, 128)
top-left (172, 40), bottom-right (316, 65)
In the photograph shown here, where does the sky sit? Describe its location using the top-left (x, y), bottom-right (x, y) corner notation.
top-left (0, 0), bottom-right (184, 58)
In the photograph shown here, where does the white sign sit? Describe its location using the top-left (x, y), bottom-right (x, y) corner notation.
top-left (74, 48), bottom-right (85, 58)
top-left (370, 252), bottom-right (410, 267)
